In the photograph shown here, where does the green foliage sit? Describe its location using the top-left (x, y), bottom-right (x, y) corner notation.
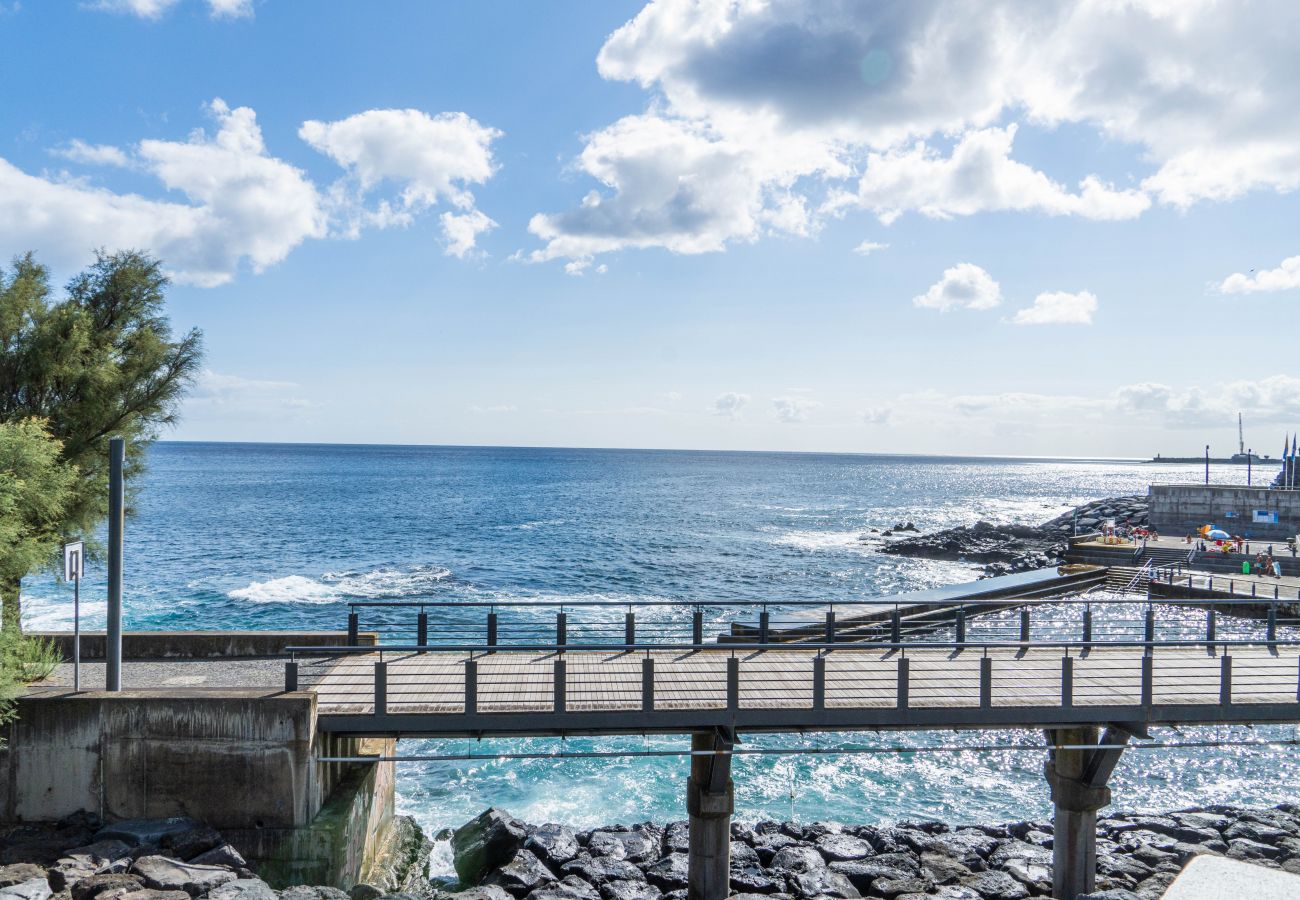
top-left (0, 628), bottom-right (62, 740)
top-left (0, 250), bottom-right (203, 623)
top-left (0, 419), bottom-right (77, 628)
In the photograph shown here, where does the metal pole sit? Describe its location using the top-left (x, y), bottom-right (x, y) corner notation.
top-left (73, 573), bottom-right (81, 692)
top-left (1205, 444), bottom-right (1210, 485)
top-left (106, 437), bottom-right (125, 692)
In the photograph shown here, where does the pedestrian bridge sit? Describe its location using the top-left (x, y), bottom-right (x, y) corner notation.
top-left (282, 591), bottom-right (1300, 899)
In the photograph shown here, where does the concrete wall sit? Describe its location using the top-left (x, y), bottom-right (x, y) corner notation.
top-left (0, 687), bottom-right (394, 888)
top-left (31, 631), bottom-right (375, 660)
top-left (1149, 484), bottom-right (1300, 539)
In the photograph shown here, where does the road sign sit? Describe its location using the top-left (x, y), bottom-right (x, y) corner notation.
top-left (64, 541), bottom-right (84, 581)
top-left (62, 541), bottom-right (84, 691)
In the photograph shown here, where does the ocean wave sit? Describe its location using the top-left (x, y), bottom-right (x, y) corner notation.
top-left (228, 575), bottom-right (340, 604)
top-left (229, 564), bottom-right (453, 604)
top-left (772, 529), bottom-right (872, 553)
top-left (20, 593), bottom-right (108, 631)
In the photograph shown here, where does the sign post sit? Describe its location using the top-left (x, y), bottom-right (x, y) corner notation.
top-left (63, 541), bottom-right (84, 691)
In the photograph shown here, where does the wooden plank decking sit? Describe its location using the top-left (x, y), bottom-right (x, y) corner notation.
top-left (300, 646), bottom-right (1300, 719)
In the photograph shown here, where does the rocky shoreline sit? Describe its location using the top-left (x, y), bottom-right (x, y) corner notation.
top-left (441, 803), bottom-right (1300, 900)
top-left (876, 496), bottom-right (1149, 578)
top-left (5, 801), bottom-right (1300, 900)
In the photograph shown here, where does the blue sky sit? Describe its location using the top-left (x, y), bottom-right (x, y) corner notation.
top-left (2, 0), bottom-right (1299, 457)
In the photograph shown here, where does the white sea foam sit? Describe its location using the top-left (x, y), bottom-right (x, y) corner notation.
top-left (772, 529), bottom-right (872, 553)
top-left (20, 593), bottom-right (108, 631)
top-left (229, 564), bottom-right (453, 604)
top-left (229, 575), bottom-right (340, 604)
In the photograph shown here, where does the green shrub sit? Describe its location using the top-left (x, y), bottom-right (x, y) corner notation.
top-left (0, 628), bottom-right (61, 738)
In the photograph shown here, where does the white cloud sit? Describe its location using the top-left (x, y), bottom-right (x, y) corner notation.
top-left (853, 240), bottom-right (888, 256)
top-left (53, 140), bottom-right (132, 168)
top-left (527, 0), bottom-right (1300, 267)
top-left (1011, 290), bottom-right (1098, 326)
top-left (89, 0), bottom-right (250, 19)
top-left (773, 395), bottom-right (821, 423)
top-left (0, 99), bottom-right (325, 287)
top-left (206, 0), bottom-right (251, 17)
top-left (712, 392), bottom-right (749, 417)
top-left (1220, 256), bottom-right (1300, 294)
top-left (440, 209), bottom-right (497, 259)
top-left (300, 109), bottom-right (500, 254)
top-left (913, 263), bottom-right (1001, 312)
top-left (89, 0), bottom-right (179, 18)
top-left (1, 99), bottom-right (501, 286)
top-left (835, 126), bottom-right (1149, 224)
top-left (861, 407), bottom-right (892, 425)
top-left (188, 369), bottom-right (319, 413)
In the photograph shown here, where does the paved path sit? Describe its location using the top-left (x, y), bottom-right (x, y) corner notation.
top-left (41, 658), bottom-right (286, 689)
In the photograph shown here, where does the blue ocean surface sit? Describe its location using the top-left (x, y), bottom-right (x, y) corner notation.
top-left (19, 443), bottom-right (1297, 872)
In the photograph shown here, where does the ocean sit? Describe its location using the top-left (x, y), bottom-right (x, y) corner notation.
top-left (19, 443), bottom-right (1296, 871)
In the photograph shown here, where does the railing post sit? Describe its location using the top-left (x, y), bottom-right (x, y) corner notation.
top-left (1083, 605), bottom-right (1093, 648)
top-left (896, 656), bottom-right (909, 710)
top-left (692, 609), bottom-right (703, 646)
top-left (347, 612), bottom-right (359, 646)
top-left (554, 658), bottom-right (566, 713)
top-left (284, 661), bottom-right (298, 693)
top-left (956, 607), bottom-right (966, 645)
top-left (374, 660), bottom-right (387, 716)
top-left (1268, 605), bottom-right (1277, 646)
top-left (1061, 656), bottom-right (1073, 707)
top-left (813, 654), bottom-right (826, 711)
top-left (1209, 576), bottom-right (1213, 591)
top-left (825, 610), bottom-right (836, 644)
top-left (891, 607), bottom-right (901, 643)
top-left (759, 610), bottom-right (770, 644)
top-left (557, 612), bottom-right (567, 650)
top-left (417, 611), bottom-right (428, 648)
top-left (465, 658), bottom-right (478, 714)
top-left (642, 657), bottom-right (655, 712)
top-left (625, 611), bottom-right (636, 647)
top-left (1220, 655), bottom-right (1232, 705)
top-left (726, 656), bottom-right (739, 711)
top-left (1144, 606), bottom-right (1155, 653)
top-left (1207, 608), bottom-right (1216, 642)
top-left (1252, 582), bottom-right (1257, 598)
top-left (487, 612), bottom-right (498, 651)
top-left (1141, 655), bottom-right (1153, 707)
top-left (979, 656), bottom-right (992, 708)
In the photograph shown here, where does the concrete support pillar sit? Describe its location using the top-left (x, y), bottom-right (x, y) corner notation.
top-left (1044, 725), bottom-right (1132, 900)
top-left (687, 729), bottom-right (735, 900)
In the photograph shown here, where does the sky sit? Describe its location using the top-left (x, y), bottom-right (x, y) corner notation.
top-left (2, 0), bottom-right (1299, 457)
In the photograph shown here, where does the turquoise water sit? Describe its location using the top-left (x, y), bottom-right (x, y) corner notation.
top-left (19, 443), bottom-right (1295, 871)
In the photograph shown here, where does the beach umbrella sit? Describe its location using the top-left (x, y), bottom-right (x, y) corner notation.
top-left (1207, 529), bottom-right (1230, 540)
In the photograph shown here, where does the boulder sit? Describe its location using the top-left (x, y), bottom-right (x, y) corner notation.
top-left (586, 829), bottom-right (660, 865)
top-left (95, 822), bottom-right (202, 850)
top-left (559, 856), bottom-right (642, 885)
top-left (0, 868), bottom-right (47, 891)
top-left (188, 845), bottom-right (246, 870)
top-left (524, 826), bottom-right (580, 867)
top-left (435, 888), bottom-right (513, 900)
top-left (784, 869), bottom-right (859, 899)
top-left (50, 842), bottom-right (135, 891)
top-left (596, 881), bottom-right (659, 900)
top-left (69, 875), bottom-right (144, 900)
top-left (919, 851), bottom-right (970, 884)
top-left (957, 870), bottom-right (1028, 899)
top-left (452, 811), bottom-right (528, 887)
top-left (521, 879), bottom-right (598, 900)
top-left (814, 835), bottom-right (872, 863)
top-left (348, 887), bottom-right (382, 900)
top-left (661, 824), bottom-right (688, 855)
top-left (102, 891), bottom-right (188, 900)
top-left (827, 861), bottom-right (914, 893)
top-left (486, 850), bottom-right (555, 898)
top-left (868, 876), bottom-right (928, 898)
top-left (728, 867), bottom-right (784, 895)
top-left (0, 878), bottom-right (53, 900)
top-left (128, 856), bottom-right (235, 897)
top-left (279, 887), bottom-right (352, 900)
top-left (643, 855), bottom-right (689, 891)
top-left (768, 846), bottom-right (824, 874)
top-left (1077, 892), bottom-right (1140, 900)
top-left (207, 881), bottom-right (276, 900)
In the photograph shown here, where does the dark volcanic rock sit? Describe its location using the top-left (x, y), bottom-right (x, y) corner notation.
top-left (785, 868), bottom-right (860, 899)
top-left (0, 867), bottom-right (47, 890)
top-left (487, 850), bottom-right (556, 898)
top-left (69, 874), bottom-right (144, 900)
top-left (128, 856), bottom-right (234, 897)
top-left (586, 829), bottom-right (661, 865)
top-left (452, 810), bottom-right (528, 886)
top-left (524, 826), bottom-right (580, 868)
top-left (814, 835), bottom-right (872, 863)
top-left (560, 856), bottom-right (643, 886)
top-left (642, 855), bottom-right (689, 891)
top-left (596, 881), bottom-right (659, 900)
top-left (958, 870), bottom-right (1029, 899)
top-left (522, 877), bottom-right (598, 900)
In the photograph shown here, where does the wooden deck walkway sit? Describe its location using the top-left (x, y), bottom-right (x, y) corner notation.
top-left (298, 645), bottom-right (1300, 736)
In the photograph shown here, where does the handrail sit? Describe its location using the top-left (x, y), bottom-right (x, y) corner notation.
top-left (286, 636), bottom-right (1300, 656)
top-left (341, 593), bottom-right (1299, 610)
top-left (1120, 559), bottom-right (1154, 594)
